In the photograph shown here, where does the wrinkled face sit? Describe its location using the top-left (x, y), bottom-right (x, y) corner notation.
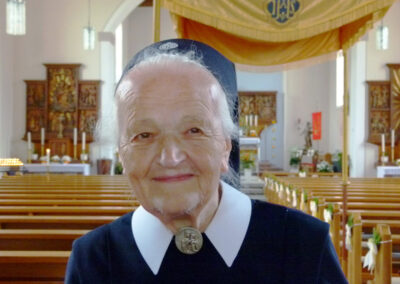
top-left (117, 61), bottom-right (231, 218)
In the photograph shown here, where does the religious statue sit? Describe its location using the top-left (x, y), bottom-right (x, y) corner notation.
top-left (57, 113), bottom-right (65, 138)
top-left (302, 122), bottom-right (313, 150)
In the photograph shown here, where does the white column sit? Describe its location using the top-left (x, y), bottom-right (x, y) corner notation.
top-left (349, 41), bottom-right (367, 177)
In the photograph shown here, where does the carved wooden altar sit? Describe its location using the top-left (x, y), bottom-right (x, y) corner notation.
top-left (367, 64), bottom-right (400, 160)
top-left (239, 91), bottom-right (277, 171)
top-left (25, 64), bottom-right (101, 157)
top-left (239, 91), bottom-right (277, 137)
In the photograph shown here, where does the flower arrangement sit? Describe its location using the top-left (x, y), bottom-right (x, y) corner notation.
top-left (316, 161), bottom-right (333, 173)
top-left (289, 147), bottom-right (302, 168)
top-left (61, 155), bottom-right (72, 163)
top-left (240, 152), bottom-right (254, 169)
top-left (290, 156), bottom-right (301, 166)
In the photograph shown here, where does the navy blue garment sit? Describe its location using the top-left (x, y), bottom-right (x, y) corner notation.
top-left (65, 200), bottom-right (347, 283)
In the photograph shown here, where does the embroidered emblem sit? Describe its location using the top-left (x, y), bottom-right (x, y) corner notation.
top-left (158, 42), bottom-right (178, 51)
top-left (265, 0), bottom-right (300, 25)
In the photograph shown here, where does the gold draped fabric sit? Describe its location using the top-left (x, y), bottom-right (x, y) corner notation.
top-left (162, 0), bottom-right (395, 66)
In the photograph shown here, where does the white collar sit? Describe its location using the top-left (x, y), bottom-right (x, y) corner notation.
top-left (131, 181), bottom-right (252, 275)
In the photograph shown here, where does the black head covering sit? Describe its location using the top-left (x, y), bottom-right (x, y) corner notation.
top-left (119, 39), bottom-right (240, 180)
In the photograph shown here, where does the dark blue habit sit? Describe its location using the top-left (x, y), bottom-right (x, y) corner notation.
top-left (65, 200), bottom-right (347, 283)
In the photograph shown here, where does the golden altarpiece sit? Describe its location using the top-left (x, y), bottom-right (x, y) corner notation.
top-left (239, 91), bottom-right (277, 174)
top-left (367, 64), bottom-right (400, 162)
top-left (25, 64), bottom-right (100, 158)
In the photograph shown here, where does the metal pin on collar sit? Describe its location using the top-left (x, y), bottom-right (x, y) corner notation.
top-left (175, 227), bottom-right (203, 254)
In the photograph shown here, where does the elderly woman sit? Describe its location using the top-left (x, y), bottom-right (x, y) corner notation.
top-left (65, 39), bottom-right (347, 283)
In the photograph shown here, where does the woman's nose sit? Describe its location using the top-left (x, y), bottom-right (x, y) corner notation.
top-left (158, 136), bottom-right (186, 167)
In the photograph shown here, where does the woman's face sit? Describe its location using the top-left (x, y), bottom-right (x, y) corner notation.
top-left (117, 61), bottom-right (231, 219)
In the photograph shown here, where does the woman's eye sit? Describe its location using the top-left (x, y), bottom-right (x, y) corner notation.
top-left (188, 127), bottom-right (202, 134)
top-left (133, 132), bottom-right (152, 141)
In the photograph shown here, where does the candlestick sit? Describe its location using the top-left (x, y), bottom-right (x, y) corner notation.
top-left (381, 133), bottom-right (385, 155)
top-left (391, 129), bottom-right (395, 148)
top-left (74, 145), bottom-right (77, 160)
top-left (41, 128), bottom-right (45, 146)
top-left (27, 149), bottom-right (32, 164)
top-left (46, 148), bottom-right (50, 164)
top-left (73, 128), bottom-right (77, 146)
top-left (27, 132), bottom-right (32, 150)
top-left (392, 147), bottom-right (395, 163)
top-left (82, 132), bottom-right (86, 151)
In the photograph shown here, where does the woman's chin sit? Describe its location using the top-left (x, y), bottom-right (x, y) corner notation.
top-left (150, 193), bottom-right (201, 218)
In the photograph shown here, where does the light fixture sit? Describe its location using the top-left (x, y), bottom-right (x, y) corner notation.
top-left (6, 0), bottom-right (26, 35)
top-left (83, 0), bottom-right (95, 50)
top-left (376, 20), bottom-right (389, 50)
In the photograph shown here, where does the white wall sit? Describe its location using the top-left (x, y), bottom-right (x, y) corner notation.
top-left (0, 2), bottom-right (15, 158)
top-left (366, 1), bottom-right (400, 80)
top-left (284, 60), bottom-right (334, 168)
top-left (123, 7), bottom-right (176, 65)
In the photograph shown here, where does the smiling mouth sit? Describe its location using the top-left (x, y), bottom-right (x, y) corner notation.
top-left (152, 174), bottom-right (194, 183)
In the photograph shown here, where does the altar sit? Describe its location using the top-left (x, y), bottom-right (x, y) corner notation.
top-left (377, 166), bottom-right (400, 178)
top-left (239, 137), bottom-right (261, 174)
top-left (24, 163), bottom-right (91, 175)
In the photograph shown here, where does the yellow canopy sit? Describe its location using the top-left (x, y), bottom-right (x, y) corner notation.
top-left (162, 0), bottom-right (395, 66)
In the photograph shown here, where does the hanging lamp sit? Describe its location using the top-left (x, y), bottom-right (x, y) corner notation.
top-left (376, 20), bottom-right (389, 50)
top-left (6, 0), bottom-right (26, 35)
top-left (83, 0), bottom-right (95, 50)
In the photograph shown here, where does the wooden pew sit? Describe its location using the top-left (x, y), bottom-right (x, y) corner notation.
top-left (0, 229), bottom-right (88, 251)
top-left (0, 199), bottom-right (139, 207)
top-left (0, 175), bottom-right (136, 282)
top-left (0, 193), bottom-right (133, 200)
top-left (0, 205), bottom-right (135, 216)
top-left (264, 175), bottom-right (400, 283)
top-left (0, 215), bottom-right (117, 229)
top-left (0, 251), bottom-right (69, 282)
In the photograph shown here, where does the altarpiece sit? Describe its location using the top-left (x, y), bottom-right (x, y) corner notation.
top-left (25, 64), bottom-right (100, 157)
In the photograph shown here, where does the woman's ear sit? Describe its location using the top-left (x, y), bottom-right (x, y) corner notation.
top-left (221, 139), bottom-right (232, 173)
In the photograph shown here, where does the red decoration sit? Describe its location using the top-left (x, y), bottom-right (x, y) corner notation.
top-left (312, 112), bottom-right (321, 140)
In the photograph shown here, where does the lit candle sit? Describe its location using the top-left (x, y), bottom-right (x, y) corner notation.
top-left (27, 132), bottom-right (32, 150)
top-left (255, 115), bottom-right (258, 127)
top-left (381, 133), bottom-right (385, 154)
top-left (41, 128), bottom-right (45, 145)
top-left (391, 129), bottom-right (395, 148)
top-left (46, 148), bottom-right (50, 164)
top-left (82, 132), bottom-right (86, 151)
top-left (73, 128), bottom-right (77, 146)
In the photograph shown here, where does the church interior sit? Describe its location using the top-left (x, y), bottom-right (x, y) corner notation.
top-left (0, 0), bottom-right (400, 282)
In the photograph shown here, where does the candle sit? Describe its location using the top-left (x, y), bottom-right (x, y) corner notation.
top-left (46, 148), bottom-right (50, 164)
top-left (255, 115), bottom-right (258, 127)
top-left (245, 115), bottom-right (248, 126)
top-left (391, 129), bottom-right (395, 148)
top-left (41, 128), bottom-right (45, 145)
top-left (82, 132), bottom-right (86, 151)
top-left (27, 132), bottom-right (32, 150)
top-left (249, 115), bottom-right (253, 127)
top-left (381, 133), bottom-right (385, 154)
top-left (73, 128), bottom-right (77, 146)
